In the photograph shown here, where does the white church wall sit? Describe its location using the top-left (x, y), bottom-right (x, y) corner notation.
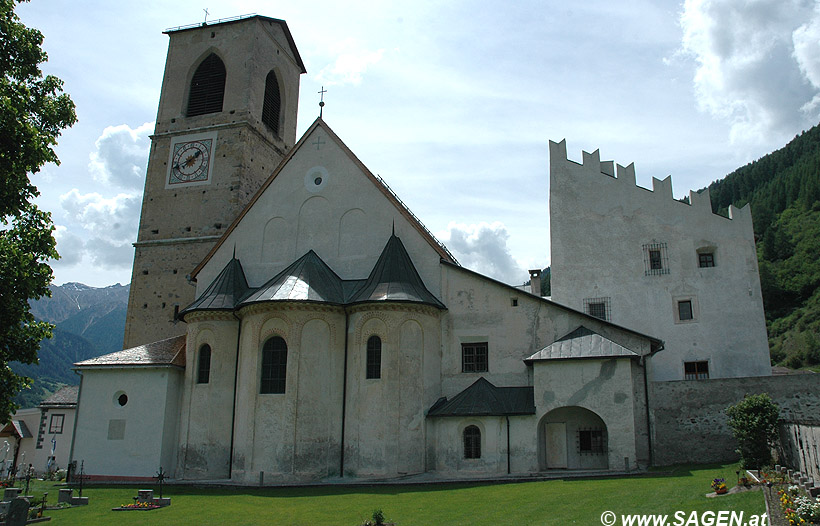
top-left (549, 140), bottom-right (770, 381)
top-left (72, 367), bottom-right (182, 478)
top-left (195, 124), bottom-right (443, 299)
top-left (177, 314), bottom-right (239, 479)
top-left (230, 305), bottom-right (346, 483)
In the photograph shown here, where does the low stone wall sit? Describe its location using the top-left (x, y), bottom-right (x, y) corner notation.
top-left (649, 374), bottom-right (820, 466)
top-left (779, 419), bottom-right (820, 484)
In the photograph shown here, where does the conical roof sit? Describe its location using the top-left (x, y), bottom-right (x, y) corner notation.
top-left (180, 255), bottom-right (250, 320)
top-left (240, 250), bottom-right (346, 305)
top-left (348, 233), bottom-right (445, 308)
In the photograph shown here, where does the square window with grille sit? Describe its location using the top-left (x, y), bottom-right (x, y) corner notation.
top-left (684, 361), bottom-right (709, 380)
top-left (584, 297), bottom-right (611, 321)
top-left (642, 242), bottom-right (670, 276)
top-left (678, 300), bottom-right (694, 321)
top-left (698, 252), bottom-right (715, 268)
top-left (578, 429), bottom-right (606, 454)
top-left (462, 342), bottom-right (488, 373)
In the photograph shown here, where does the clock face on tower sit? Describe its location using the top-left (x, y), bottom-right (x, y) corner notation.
top-left (166, 131), bottom-right (218, 188)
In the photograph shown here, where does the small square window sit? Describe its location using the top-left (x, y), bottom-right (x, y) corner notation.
top-left (578, 429), bottom-right (606, 454)
top-left (643, 243), bottom-right (670, 276)
top-left (678, 300), bottom-right (693, 321)
top-left (584, 297), bottom-right (611, 321)
top-left (49, 414), bottom-right (64, 434)
top-left (698, 253), bottom-right (715, 268)
top-left (511, 298), bottom-right (518, 307)
top-left (462, 343), bottom-right (488, 373)
top-left (684, 361), bottom-right (709, 380)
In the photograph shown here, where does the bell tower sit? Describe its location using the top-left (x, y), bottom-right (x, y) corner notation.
top-left (123, 16), bottom-right (305, 348)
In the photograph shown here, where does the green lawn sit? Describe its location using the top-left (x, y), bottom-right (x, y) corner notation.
top-left (18, 463), bottom-right (765, 526)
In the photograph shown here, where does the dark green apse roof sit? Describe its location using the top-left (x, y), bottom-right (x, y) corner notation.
top-left (179, 255), bottom-right (250, 319)
top-left (427, 377), bottom-right (535, 417)
top-left (240, 250), bottom-right (347, 305)
top-left (348, 233), bottom-right (445, 308)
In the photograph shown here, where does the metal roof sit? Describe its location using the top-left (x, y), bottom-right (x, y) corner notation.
top-left (75, 335), bottom-right (186, 369)
top-left (180, 255), bottom-right (250, 320)
top-left (427, 377), bottom-right (535, 417)
top-left (348, 233), bottom-right (446, 308)
top-left (525, 326), bottom-right (639, 363)
top-left (240, 250), bottom-right (347, 305)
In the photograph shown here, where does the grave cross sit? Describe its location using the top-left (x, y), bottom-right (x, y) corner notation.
top-left (155, 466), bottom-right (166, 499)
top-left (77, 460), bottom-right (87, 498)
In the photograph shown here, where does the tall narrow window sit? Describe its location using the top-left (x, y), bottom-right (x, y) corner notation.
top-left (261, 336), bottom-right (288, 394)
top-left (366, 335), bottom-right (381, 379)
top-left (678, 300), bottom-right (694, 321)
top-left (262, 70), bottom-right (282, 135)
top-left (462, 342), bottom-right (488, 373)
top-left (187, 53), bottom-right (226, 117)
top-left (197, 344), bottom-right (211, 384)
top-left (463, 425), bottom-right (481, 459)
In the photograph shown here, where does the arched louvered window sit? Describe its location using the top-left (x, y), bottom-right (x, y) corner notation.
top-left (260, 336), bottom-right (287, 394)
top-left (197, 344), bottom-right (211, 384)
top-left (366, 335), bottom-right (381, 379)
top-left (187, 54), bottom-right (226, 117)
top-left (261, 70), bottom-right (281, 135)
top-left (463, 425), bottom-right (481, 459)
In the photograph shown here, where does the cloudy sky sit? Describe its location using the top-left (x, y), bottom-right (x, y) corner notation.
top-left (16, 0), bottom-right (820, 288)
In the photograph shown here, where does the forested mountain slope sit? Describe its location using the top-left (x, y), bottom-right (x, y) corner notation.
top-left (705, 124), bottom-right (820, 368)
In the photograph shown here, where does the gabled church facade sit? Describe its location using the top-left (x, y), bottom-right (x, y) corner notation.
top-left (70, 14), bottom-right (769, 482)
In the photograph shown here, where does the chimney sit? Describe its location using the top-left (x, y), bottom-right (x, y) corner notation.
top-left (529, 269), bottom-right (541, 297)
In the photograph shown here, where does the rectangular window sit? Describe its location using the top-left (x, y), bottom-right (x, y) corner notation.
top-left (366, 336), bottom-right (382, 379)
top-left (584, 297), bottom-right (611, 321)
top-left (698, 252), bottom-right (715, 268)
top-left (462, 342), bottom-right (488, 373)
top-left (678, 300), bottom-right (693, 321)
top-left (684, 361), bottom-right (709, 380)
top-left (578, 429), bottom-right (606, 454)
top-left (643, 242), bottom-right (670, 276)
top-left (49, 414), bottom-right (64, 434)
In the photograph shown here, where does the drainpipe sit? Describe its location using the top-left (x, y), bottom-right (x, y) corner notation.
top-left (228, 312), bottom-right (242, 477)
top-left (339, 308), bottom-right (350, 477)
top-left (68, 370), bottom-right (83, 470)
top-left (641, 355), bottom-right (653, 467)
top-left (506, 416), bottom-right (511, 474)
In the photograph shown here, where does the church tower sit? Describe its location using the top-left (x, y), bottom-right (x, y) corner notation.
top-left (123, 16), bottom-right (305, 348)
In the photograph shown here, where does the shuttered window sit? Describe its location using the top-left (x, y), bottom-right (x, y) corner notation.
top-left (262, 70), bottom-right (281, 135)
top-left (187, 54), bottom-right (226, 117)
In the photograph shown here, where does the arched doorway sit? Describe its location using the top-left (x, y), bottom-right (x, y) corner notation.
top-left (538, 406), bottom-right (608, 470)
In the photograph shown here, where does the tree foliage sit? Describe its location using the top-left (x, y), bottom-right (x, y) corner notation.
top-left (704, 122), bottom-right (820, 368)
top-left (725, 393), bottom-right (780, 469)
top-left (0, 0), bottom-right (76, 423)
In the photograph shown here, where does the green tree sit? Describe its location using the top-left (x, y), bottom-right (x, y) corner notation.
top-left (0, 0), bottom-right (76, 423)
top-left (725, 393), bottom-right (780, 469)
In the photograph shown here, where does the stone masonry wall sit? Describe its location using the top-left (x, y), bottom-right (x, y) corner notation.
top-left (650, 374), bottom-right (820, 466)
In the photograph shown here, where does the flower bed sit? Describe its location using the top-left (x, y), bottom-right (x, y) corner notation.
top-left (778, 485), bottom-right (820, 525)
top-left (112, 502), bottom-right (162, 511)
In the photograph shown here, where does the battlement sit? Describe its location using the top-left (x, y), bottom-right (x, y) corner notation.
top-left (549, 139), bottom-right (752, 224)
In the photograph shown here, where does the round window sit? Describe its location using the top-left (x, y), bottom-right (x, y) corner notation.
top-left (115, 392), bottom-right (128, 407)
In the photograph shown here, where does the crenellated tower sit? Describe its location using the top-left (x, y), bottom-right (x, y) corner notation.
top-left (123, 15), bottom-right (305, 349)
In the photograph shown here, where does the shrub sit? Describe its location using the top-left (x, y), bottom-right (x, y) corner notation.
top-left (725, 393), bottom-right (780, 469)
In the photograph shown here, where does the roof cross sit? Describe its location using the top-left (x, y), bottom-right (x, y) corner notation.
top-left (203, 8), bottom-right (210, 24)
top-left (318, 86), bottom-right (327, 118)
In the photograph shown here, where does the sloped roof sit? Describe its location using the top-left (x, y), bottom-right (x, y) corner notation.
top-left (0, 420), bottom-right (33, 439)
top-left (40, 386), bottom-right (79, 408)
top-left (191, 118), bottom-right (457, 280)
top-left (348, 233), bottom-right (445, 308)
top-left (180, 254), bottom-right (250, 320)
top-left (240, 250), bottom-right (346, 305)
top-left (525, 326), bottom-right (639, 363)
top-left (75, 335), bottom-right (186, 369)
top-left (427, 377), bottom-right (535, 417)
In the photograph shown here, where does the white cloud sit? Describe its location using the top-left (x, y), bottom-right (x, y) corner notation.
top-left (89, 122), bottom-right (153, 190)
top-left (437, 221), bottom-right (528, 285)
top-left (52, 225), bottom-right (85, 267)
top-left (315, 39), bottom-right (385, 86)
top-left (58, 189), bottom-right (141, 269)
top-left (680, 0), bottom-right (820, 142)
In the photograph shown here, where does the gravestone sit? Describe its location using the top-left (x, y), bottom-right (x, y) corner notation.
top-left (58, 488), bottom-right (73, 504)
top-left (5, 497), bottom-right (29, 526)
top-left (137, 489), bottom-right (154, 503)
top-left (3, 488), bottom-right (20, 501)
